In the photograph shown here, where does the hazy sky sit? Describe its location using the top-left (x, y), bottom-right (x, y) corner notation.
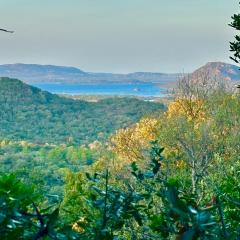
top-left (0, 0), bottom-right (238, 73)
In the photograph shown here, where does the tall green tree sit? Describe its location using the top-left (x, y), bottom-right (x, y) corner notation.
top-left (229, 3), bottom-right (240, 64)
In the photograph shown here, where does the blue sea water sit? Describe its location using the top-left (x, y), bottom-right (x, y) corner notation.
top-left (34, 83), bottom-right (167, 97)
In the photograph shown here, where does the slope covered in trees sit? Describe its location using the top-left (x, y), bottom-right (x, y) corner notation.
top-left (0, 77), bottom-right (165, 144)
top-left (1, 86), bottom-right (239, 239)
top-left (0, 3), bottom-right (239, 239)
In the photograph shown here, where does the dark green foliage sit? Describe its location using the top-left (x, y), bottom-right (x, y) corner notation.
top-left (59, 143), bottom-right (239, 239)
top-left (129, 144), bottom-right (218, 239)
top-left (229, 3), bottom-right (240, 63)
top-left (126, 145), bottom-right (240, 239)
top-left (0, 174), bottom-right (35, 239)
top-left (0, 77), bottom-right (165, 145)
top-left (217, 161), bottom-right (240, 236)
top-left (82, 170), bottom-right (145, 239)
top-left (0, 174), bottom-right (78, 239)
top-left (0, 174), bottom-right (57, 239)
top-left (0, 144), bottom-right (240, 239)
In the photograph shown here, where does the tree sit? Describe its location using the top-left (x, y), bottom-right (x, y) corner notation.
top-left (229, 3), bottom-right (240, 64)
top-left (110, 117), bottom-right (159, 168)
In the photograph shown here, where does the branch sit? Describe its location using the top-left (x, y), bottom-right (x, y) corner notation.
top-left (102, 169), bottom-right (109, 228)
top-left (0, 28), bottom-right (14, 33)
top-left (216, 196), bottom-right (228, 239)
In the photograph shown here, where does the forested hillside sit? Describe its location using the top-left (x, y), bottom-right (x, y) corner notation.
top-left (0, 77), bottom-right (165, 144)
top-left (0, 2), bottom-right (239, 239)
top-left (1, 75), bottom-right (239, 239)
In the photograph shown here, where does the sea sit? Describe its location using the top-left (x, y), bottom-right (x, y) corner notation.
top-left (34, 83), bottom-right (168, 97)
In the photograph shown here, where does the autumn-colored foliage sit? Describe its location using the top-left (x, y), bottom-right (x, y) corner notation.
top-left (110, 118), bottom-right (158, 167)
top-left (166, 98), bottom-right (205, 122)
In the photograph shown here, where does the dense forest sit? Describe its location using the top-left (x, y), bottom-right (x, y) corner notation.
top-left (1, 75), bottom-right (239, 239)
top-left (0, 140), bottom-right (102, 198)
top-left (0, 3), bottom-right (240, 240)
top-left (0, 77), bottom-right (165, 144)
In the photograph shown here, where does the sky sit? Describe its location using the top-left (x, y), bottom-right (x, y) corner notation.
top-left (0, 0), bottom-right (238, 73)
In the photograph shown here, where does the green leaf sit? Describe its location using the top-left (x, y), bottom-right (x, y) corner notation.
top-left (47, 208), bottom-right (59, 230)
top-left (181, 229), bottom-right (196, 240)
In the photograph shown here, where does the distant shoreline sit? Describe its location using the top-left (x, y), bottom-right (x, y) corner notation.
top-left (58, 93), bottom-right (173, 104)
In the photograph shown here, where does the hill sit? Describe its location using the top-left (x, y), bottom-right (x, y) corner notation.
top-left (0, 77), bottom-right (165, 144)
top-left (190, 62), bottom-right (240, 82)
top-left (0, 62), bottom-right (239, 88)
top-left (0, 63), bottom-right (179, 85)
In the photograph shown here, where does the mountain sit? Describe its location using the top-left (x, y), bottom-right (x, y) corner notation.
top-left (0, 77), bottom-right (165, 144)
top-left (0, 64), bottom-right (87, 84)
top-left (190, 62), bottom-right (240, 82)
top-left (0, 62), bottom-right (238, 88)
top-left (0, 63), bottom-right (179, 85)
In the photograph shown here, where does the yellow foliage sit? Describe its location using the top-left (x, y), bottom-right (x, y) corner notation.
top-left (72, 217), bottom-right (86, 233)
top-left (0, 140), bottom-right (8, 147)
top-left (91, 155), bottom-right (112, 172)
top-left (175, 160), bottom-right (187, 168)
top-left (166, 98), bottom-right (205, 123)
top-left (110, 118), bottom-right (158, 167)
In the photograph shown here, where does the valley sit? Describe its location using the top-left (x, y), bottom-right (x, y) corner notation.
top-left (0, 1), bottom-right (239, 237)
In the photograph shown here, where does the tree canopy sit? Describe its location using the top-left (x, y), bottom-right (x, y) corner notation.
top-left (229, 3), bottom-right (240, 64)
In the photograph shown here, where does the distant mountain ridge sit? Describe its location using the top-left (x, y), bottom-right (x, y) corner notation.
top-left (0, 62), bottom-right (239, 87)
top-left (0, 63), bottom-right (180, 86)
top-left (0, 63), bottom-right (85, 75)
